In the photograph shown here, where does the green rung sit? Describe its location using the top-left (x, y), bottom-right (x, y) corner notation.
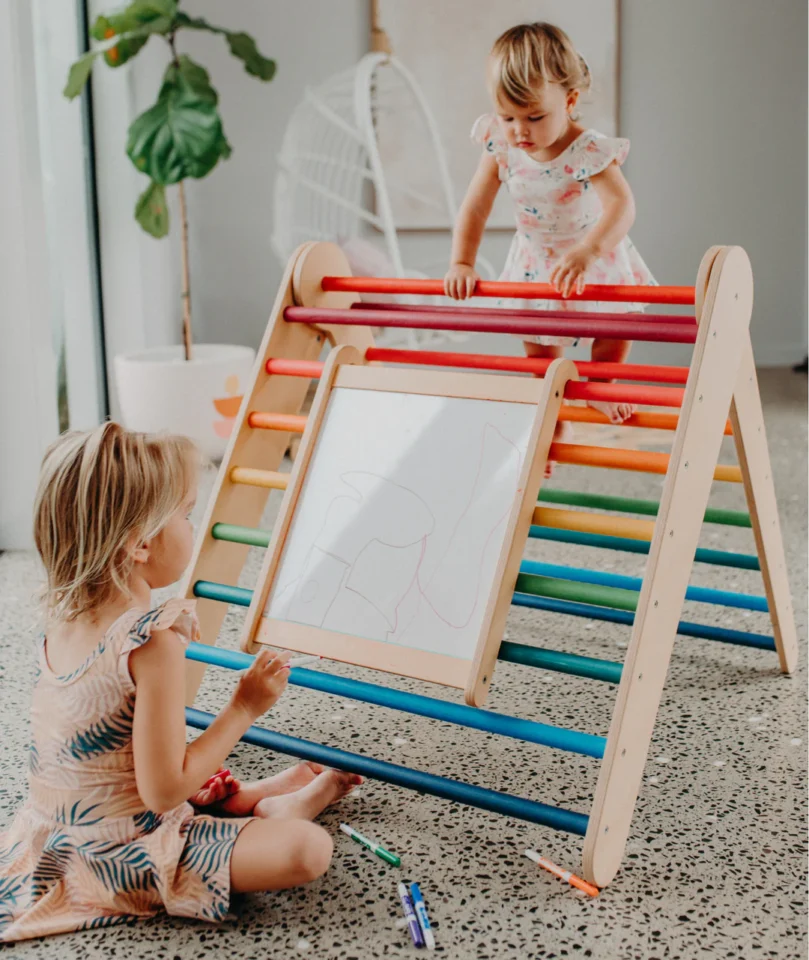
top-left (212, 523), bottom-right (271, 548)
top-left (514, 573), bottom-right (639, 613)
top-left (537, 488), bottom-right (751, 528)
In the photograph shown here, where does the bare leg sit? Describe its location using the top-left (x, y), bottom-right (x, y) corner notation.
top-left (523, 341), bottom-right (572, 477)
top-left (589, 338), bottom-right (636, 423)
top-left (230, 818), bottom-right (334, 893)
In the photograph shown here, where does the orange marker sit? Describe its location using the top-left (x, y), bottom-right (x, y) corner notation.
top-left (524, 849), bottom-right (599, 897)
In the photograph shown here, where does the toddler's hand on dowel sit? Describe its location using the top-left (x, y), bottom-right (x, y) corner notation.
top-left (550, 245), bottom-right (596, 298)
top-left (444, 263), bottom-right (479, 300)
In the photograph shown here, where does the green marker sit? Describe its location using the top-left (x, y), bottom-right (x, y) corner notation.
top-left (339, 823), bottom-right (400, 867)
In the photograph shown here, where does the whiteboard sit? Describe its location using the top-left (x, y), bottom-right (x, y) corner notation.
top-left (263, 387), bottom-right (536, 661)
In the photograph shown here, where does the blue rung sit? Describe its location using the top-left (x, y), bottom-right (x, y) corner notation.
top-left (520, 559), bottom-right (768, 612)
top-left (529, 526), bottom-right (761, 571)
top-left (512, 593), bottom-right (777, 651)
top-left (185, 707), bottom-right (589, 836)
top-left (185, 642), bottom-right (606, 758)
top-left (194, 580), bottom-right (253, 606)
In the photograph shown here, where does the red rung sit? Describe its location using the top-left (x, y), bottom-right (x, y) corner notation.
top-left (265, 358), bottom-right (325, 378)
top-left (566, 381), bottom-right (684, 408)
top-left (365, 348), bottom-right (691, 385)
top-left (284, 306), bottom-right (697, 344)
top-left (322, 276), bottom-right (695, 305)
top-left (352, 300), bottom-right (696, 325)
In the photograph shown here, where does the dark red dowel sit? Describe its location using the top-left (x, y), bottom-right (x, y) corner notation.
top-left (284, 306), bottom-right (698, 345)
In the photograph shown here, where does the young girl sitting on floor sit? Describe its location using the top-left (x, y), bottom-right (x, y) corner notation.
top-left (445, 22), bottom-right (656, 467)
top-left (0, 423), bottom-right (359, 941)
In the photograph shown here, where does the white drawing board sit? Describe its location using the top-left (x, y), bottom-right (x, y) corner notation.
top-left (251, 363), bottom-right (552, 698)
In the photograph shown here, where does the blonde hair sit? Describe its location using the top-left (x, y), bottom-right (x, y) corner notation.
top-left (488, 22), bottom-right (591, 108)
top-left (33, 422), bottom-right (198, 622)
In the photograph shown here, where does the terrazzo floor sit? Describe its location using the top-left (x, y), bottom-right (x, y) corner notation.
top-left (0, 369), bottom-right (806, 960)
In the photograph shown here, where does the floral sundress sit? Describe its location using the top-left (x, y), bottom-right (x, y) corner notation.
top-left (472, 113), bottom-right (657, 345)
top-left (0, 599), bottom-right (253, 942)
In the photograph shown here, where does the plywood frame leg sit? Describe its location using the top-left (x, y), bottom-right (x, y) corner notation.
top-left (581, 246), bottom-right (756, 888)
top-left (181, 242), bottom-right (372, 705)
top-left (730, 337), bottom-right (798, 673)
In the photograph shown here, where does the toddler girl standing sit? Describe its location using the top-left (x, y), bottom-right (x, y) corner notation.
top-left (0, 423), bottom-right (358, 941)
top-left (445, 22), bottom-right (656, 456)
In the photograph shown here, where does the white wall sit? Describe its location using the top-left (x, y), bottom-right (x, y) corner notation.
top-left (141, 0), bottom-right (806, 366)
top-left (179, 0), bottom-right (368, 347)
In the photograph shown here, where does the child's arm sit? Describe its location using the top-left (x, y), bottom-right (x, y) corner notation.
top-left (130, 630), bottom-right (289, 813)
top-left (445, 153), bottom-right (501, 299)
top-left (550, 162), bottom-right (636, 298)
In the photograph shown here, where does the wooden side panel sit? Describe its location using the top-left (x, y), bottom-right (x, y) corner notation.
top-left (582, 246), bottom-right (755, 888)
top-left (181, 242), bottom-right (371, 704)
top-left (730, 338), bottom-right (798, 673)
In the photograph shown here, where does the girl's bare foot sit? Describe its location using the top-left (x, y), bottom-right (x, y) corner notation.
top-left (219, 761), bottom-right (328, 817)
top-left (546, 419), bottom-right (574, 478)
top-left (189, 770), bottom-right (240, 808)
top-left (587, 399), bottom-right (636, 424)
top-left (254, 770), bottom-right (362, 821)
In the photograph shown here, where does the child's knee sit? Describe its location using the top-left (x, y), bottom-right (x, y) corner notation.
top-left (295, 823), bottom-right (333, 881)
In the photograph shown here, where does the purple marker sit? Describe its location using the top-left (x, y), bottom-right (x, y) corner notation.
top-left (398, 882), bottom-right (424, 948)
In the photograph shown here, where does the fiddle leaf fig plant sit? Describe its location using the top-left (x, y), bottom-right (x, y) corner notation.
top-left (64, 0), bottom-right (276, 359)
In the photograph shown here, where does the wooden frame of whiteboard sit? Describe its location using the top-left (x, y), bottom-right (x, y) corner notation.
top-left (240, 355), bottom-right (575, 706)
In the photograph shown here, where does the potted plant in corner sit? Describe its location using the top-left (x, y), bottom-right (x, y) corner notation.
top-left (64, 0), bottom-right (276, 458)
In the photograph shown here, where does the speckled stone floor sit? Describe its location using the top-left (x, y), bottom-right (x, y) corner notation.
top-left (1, 369), bottom-right (806, 960)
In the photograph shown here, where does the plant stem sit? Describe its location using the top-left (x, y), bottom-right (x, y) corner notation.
top-left (168, 31), bottom-right (192, 361)
top-left (178, 180), bottom-right (193, 361)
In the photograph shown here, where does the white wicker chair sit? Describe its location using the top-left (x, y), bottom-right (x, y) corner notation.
top-left (272, 53), bottom-right (494, 345)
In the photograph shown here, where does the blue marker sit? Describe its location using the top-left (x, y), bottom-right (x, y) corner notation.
top-left (397, 882), bottom-right (424, 948)
top-left (409, 882), bottom-right (435, 950)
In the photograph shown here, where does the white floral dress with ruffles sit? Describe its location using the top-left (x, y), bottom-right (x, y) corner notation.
top-left (472, 113), bottom-right (657, 345)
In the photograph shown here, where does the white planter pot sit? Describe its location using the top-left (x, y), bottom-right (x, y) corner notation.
top-left (114, 344), bottom-right (256, 460)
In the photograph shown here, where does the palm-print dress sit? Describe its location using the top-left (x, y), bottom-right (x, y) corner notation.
top-left (0, 599), bottom-right (253, 942)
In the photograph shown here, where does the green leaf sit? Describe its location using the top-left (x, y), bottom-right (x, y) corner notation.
top-left (63, 51), bottom-right (97, 100)
top-left (126, 65), bottom-right (228, 184)
top-left (174, 11), bottom-right (226, 35)
top-left (90, 0), bottom-right (177, 39)
top-left (103, 33), bottom-right (149, 67)
top-left (173, 55), bottom-right (218, 105)
top-left (135, 181), bottom-right (169, 237)
top-left (174, 15), bottom-right (276, 82)
top-left (226, 32), bottom-right (276, 81)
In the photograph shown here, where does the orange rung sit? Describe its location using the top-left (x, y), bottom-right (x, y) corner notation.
top-left (550, 443), bottom-right (742, 482)
top-left (248, 412), bottom-right (307, 433)
top-left (558, 407), bottom-right (733, 435)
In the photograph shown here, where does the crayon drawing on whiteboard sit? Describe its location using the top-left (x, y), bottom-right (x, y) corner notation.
top-left (263, 388), bottom-right (535, 660)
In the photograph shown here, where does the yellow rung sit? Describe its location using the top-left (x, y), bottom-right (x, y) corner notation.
top-left (533, 505), bottom-right (655, 542)
top-left (229, 467), bottom-right (289, 490)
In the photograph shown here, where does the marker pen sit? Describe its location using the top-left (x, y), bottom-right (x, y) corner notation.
top-left (409, 882), bottom-right (435, 950)
top-left (524, 849), bottom-right (599, 897)
top-left (339, 823), bottom-right (401, 867)
top-left (398, 882), bottom-right (424, 948)
top-left (285, 655), bottom-right (322, 668)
